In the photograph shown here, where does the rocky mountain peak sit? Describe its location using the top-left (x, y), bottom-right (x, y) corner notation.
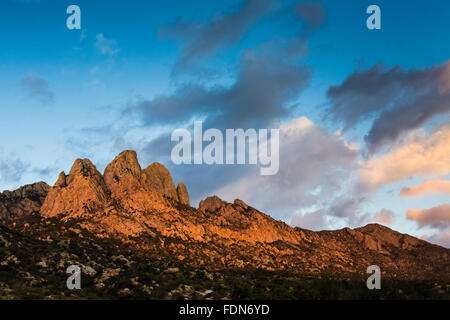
top-left (103, 150), bottom-right (142, 182)
top-left (142, 162), bottom-right (178, 200)
top-left (67, 158), bottom-right (103, 184)
top-left (54, 171), bottom-right (67, 188)
top-left (40, 151), bottom-right (191, 221)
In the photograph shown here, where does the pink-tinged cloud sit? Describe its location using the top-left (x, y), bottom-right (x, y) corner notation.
top-left (406, 204), bottom-right (450, 229)
top-left (400, 180), bottom-right (450, 197)
top-left (421, 229), bottom-right (450, 248)
top-left (372, 209), bottom-right (394, 225)
top-left (359, 124), bottom-right (450, 191)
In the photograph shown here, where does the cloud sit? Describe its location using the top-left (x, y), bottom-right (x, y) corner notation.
top-left (422, 229), bottom-right (450, 248)
top-left (326, 60), bottom-right (450, 153)
top-left (95, 33), bottom-right (119, 56)
top-left (215, 116), bottom-right (360, 219)
top-left (78, 1), bottom-right (326, 213)
top-left (359, 124), bottom-right (450, 191)
top-left (291, 208), bottom-right (327, 231)
top-left (21, 73), bottom-right (54, 104)
top-left (407, 204), bottom-right (450, 230)
top-left (0, 158), bottom-right (28, 186)
top-left (400, 180), bottom-right (450, 197)
top-left (371, 209), bottom-right (394, 225)
top-left (160, 0), bottom-right (277, 72)
top-left (127, 47), bottom-right (311, 130)
top-left (295, 1), bottom-right (326, 33)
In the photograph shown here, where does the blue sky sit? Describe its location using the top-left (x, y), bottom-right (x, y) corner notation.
top-left (1, 0), bottom-right (449, 246)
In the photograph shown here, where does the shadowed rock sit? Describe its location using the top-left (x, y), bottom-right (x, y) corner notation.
top-left (0, 182), bottom-right (50, 223)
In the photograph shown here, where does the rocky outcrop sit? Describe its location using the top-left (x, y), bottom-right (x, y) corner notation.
top-left (40, 151), bottom-right (190, 229)
top-left (102, 150), bottom-right (167, 213)
top-left (0, 182), bottom-right (50, 223)
top-left (40, 159), bottom-right (109, 219)
top-left (142, 162), bottom-right (178, 200)
top-left (54, 171), bottom-right (67, 188)
top-left (233, 199), bottom-right (248, 210)
top-left (176, 182), bottom-right (190, 206)
top-left (199, 196), bottom-right (225, 212)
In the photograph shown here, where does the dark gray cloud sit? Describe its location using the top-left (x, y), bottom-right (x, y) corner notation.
top-left (160, 0), bottom-right (277, 72)
top-left (21, 73), bottom-right (54, 104)
top-left (295, 1), bottom-right (326, 33)
top-left (366, 90), bottom-right (450, 152)
top-left (326, 61), bottom-right (450, 153)
top-left (127, 48), bottom-right (311, 130)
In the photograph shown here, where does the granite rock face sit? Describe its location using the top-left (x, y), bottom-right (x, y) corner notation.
top-left (0, 182), bottom-right (49, 223)
top-left (142, 162), bottom-right (178, 200)
top-left (41, 158), bottom-right (109, 219)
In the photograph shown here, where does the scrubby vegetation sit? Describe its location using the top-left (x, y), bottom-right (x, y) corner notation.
top-left (1, 224), bottom-right (448, 300)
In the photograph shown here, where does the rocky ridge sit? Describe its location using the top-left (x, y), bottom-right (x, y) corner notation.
top-left (0, 150), bottom-right (449, 282)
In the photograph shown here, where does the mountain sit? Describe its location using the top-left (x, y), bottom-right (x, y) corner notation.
top-left (0, 150), bottom-right (449, 299)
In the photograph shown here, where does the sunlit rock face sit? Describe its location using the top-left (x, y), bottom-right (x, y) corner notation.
top-left (176, 182), bottom-right (190, 206)
top-left (142, 162), bottom-right (178, 201)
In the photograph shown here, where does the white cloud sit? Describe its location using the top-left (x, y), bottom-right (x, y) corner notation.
top-left (95, 33), bottom-right (119, 56)
top-left (215, 116), bottom-right (360, 225)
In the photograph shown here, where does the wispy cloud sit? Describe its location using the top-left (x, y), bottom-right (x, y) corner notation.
top-left (400, 180), bottom-right (450, 197)
top-left (372, 209), bottom-right (395, 225)
top-left (0, 158), bottom-right (28, 186)
top-left (95, 33), bottom-right (119, 56)
top-left (21, 73), bottom-right (54, 104)
top-left (160, 0), bottom-right (277, 73)
top-left (407, 204), bottom-right (450, 230)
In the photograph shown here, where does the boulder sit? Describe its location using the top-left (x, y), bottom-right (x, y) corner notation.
top-left (199, 196), bottom-right (225, 213)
